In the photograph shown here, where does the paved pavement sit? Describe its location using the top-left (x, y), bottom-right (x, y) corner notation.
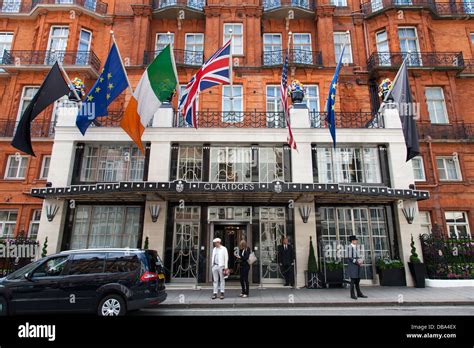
top-left (158, 286), bottom-right (474, 308)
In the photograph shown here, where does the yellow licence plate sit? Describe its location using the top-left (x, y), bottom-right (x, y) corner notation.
top-left (158, 273), bottom-right (165, 279)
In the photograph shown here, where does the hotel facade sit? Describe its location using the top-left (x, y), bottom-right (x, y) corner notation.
top-left (0, 0), bottom-right (472, 287)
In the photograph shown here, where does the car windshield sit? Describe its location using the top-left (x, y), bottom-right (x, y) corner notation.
top-left (5, 260), bottom-right (42, 280)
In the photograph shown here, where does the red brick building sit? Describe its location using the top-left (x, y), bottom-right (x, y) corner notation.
top-left (0, 0), bottom-right (472, 244)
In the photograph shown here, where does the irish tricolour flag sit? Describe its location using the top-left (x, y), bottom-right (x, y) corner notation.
top-left (121, 45), bottom-right (178, 152)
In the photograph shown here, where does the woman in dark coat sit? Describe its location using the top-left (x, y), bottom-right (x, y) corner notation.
top-left (236, 240), bottom-right (251, 298)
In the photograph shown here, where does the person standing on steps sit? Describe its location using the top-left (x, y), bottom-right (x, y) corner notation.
top-left (277, 237), bottom-right (295, 287)
top-left (236, 239), bottom-right (251, 298)
top-left (347, 235), bottom-right (368, 300)
top-left (211, 237), bottom-right (229, 300)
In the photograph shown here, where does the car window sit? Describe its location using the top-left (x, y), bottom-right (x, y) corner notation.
top-left (5, 260), bottom-right (42, 280)
top-left (32, 256), bottom-right (69, 278)
top-left (145, 250), bottom-right (163, 273)
top-left (105, 253), bottom-right (140, 273)
top-left (68, 253), bottom-right (106, 275)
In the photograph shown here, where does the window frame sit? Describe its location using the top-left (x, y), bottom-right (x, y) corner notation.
top-left (266, 85), bottom-right (282, 113)
top-left (223, 23), bottom-right (243, 55)
top-left (425, 87), bottom-right (449, 124)
top-left (412, 156), bottom-right (426, 182)
top-left (304, 85), bottom-right (320, 112)
top-left (17, 86), bottom-right (40, 123)
top-left (222, 85), bottom-right (243, 122)
top-left (444, 211), bottom-right (471, 239)
top-left (155, 32), bottom-right (175, 53)
top-left (0, 32), bottom-right (13, 60)
top-left (39, 155), bottom-right (51, 180)
top-left (4, 155), bottom-right (28, 180)
top-left (0, 209), bottom-right (18, 239)
top-left (28, 209), bottom-right (42, 240)
top-left (436, 156), bottom-right (462, 181)
top-left (333, 31), bottom-right (353, 64)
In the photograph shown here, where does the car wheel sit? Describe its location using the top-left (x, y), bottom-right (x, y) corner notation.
top-left (0, 297), bottom-right (8, 316)
top-left (98, 295), bottom-right (126, 316)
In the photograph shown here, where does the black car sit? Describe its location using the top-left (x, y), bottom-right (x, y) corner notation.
top-left (0, 248), bottom-right (167, 316)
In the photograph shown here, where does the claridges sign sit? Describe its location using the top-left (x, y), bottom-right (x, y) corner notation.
top-left (202, 183), bottom-right (256, 191)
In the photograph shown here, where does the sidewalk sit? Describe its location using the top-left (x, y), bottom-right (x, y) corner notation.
top-left (161, 286), bottom-right (474, 308)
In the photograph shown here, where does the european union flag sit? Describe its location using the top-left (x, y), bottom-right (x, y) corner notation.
top-left (76, 42), bottom-right (128, 135)
top-left (325, 46), bottom-right (345, 148)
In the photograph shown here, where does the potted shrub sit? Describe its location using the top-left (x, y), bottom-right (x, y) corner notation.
top-left (306, 236), bottom-right (322, 289)
top-left (408, 235), bottom-right (426, 288)
top-left (376, 258), bottom-right (407, 286)
top-left (325, 260), bottom-right (344, 287)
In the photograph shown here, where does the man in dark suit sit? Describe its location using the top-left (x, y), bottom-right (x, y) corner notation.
top-left (346, 235), bottom-right (368, 300)
top-left (277, 237), bottom-right (295, 287)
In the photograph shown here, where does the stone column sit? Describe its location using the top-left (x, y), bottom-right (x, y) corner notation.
top-left (143, 201), bottom-right (168, 257)
top-left (36, 199), bottom-right (68, 256)
top-left (294, 201), bottom-right (316, 288)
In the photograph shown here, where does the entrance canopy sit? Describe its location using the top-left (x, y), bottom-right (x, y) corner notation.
top-left (30, 181), bottom-right (430, 204)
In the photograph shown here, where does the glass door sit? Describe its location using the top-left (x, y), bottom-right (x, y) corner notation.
top-left (398, 27), bottom-right (422, 66)
top-left (292, 33), bottom-right (312, 64)
top-left (46, 26), bottom-right (69, 65)
top-left (76, 29), bottom-right (91, 65)
top-left (184, 33), bottom-right (204, 66)
top-left (263, 34), bottom-right (282, 66)
top-left (376, 30), bottom-right (390, 66)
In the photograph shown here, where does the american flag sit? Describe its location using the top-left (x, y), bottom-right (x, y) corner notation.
top-left (281, 52), bottom-right (297, 150)
top-left (179, 40), bottom-right (232, 128)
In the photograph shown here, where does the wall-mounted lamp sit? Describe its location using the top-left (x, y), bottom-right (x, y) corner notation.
top-left (298, 205), bottom-right (311, 224)
top-left (149, 204), bottom-right (161, 223)
top-left (402, 207), bottom-right (415, 224)
top-left (46, 204), bottom-right (59, 222)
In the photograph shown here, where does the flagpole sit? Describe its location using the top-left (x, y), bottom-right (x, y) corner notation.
top-left (110, 31), bottom-right (134, 96)
top-left (56, 60), bottom-right (81, 102)
top-left (228, 29), bottom-right (234, 114)
top-left (168, 31), bottom-right (179, 102)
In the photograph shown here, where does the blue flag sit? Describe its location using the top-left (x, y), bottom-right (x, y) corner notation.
top-left (325, 46), bottom-right (345, 148)
top-left (76, 42), bottom-right (128, 135)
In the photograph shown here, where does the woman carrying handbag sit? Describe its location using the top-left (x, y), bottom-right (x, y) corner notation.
top-left (236, 240), bottom-right (251, 298)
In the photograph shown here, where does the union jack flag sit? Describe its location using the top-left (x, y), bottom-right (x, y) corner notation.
top-left (281, 52), bottom-right (297, 150)
top-left (179, 39), bottom-right (232, 128)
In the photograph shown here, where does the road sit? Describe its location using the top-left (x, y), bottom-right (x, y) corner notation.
top-left (133, 305), bottom-right (474, 316)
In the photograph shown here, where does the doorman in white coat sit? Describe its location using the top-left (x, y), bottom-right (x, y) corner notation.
top-left (211, 238), bottom-right (229, 300)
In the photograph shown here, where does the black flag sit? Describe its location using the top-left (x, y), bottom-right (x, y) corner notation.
top-left (11, 62), bottom-right (70, 156)
top-left (383, 57), bottom-right (420, 162)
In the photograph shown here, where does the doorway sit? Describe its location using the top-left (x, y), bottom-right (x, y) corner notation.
top-left (211, 224), bottom-right (249, 282)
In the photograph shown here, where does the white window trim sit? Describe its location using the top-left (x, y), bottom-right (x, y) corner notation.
top-left (17, 86), bottom-right (40, 122)
top-left (334, 31), bottom-right (353, 64)
top-left (78, 28), bottom-right (92, 51)
top-left (445, 211), bottom-right (471, 238)
top-left (375, 29), bottom-right (389, 52)
top-left (292, 33), bottom-right (312, 50)
top-left (425, 87), bottom-right (449, 124)
top-left (46, 26), bottom-right (69, 52)
top-left (304, 85), bottom-right (320, 112)
top-left (223, 23), bottom-right (243, 55)
top-left (184, 33), bottom-right (204, 49)
top-left (39, 155), bottom-right (51, 180)
top-left (412, 156), bottom-right (426, 181)
top-left (437, 156), bottom-right (462, 181)
top-left (222, 85), bottom-right (243, 120)
top-left (28, 209), bottom-right (42, 239)
top-left (266, 85), bottom-right (282, 112)
top-left (4, 155), bottom-right (28, 180)
top-left (155, 32), bottom-right (174, 52)
top-left (398, 26), bottom-right (421, 53)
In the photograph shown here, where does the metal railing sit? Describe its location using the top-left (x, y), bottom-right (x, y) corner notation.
top-left (32, 0), bottom-right (107, 14)
top-left (152, 0), bottom-right (205, 11)
top-left (418, 123), bottom-right (474, 141)
top-left (434, 2), bottom-right (474, 16)
top-left (1, 50), bottom-right (101, 72)
top-left (310, 111), bottom-right (383, 128)
top-left (420, 233), bottom-right (474, 280)
top-left (0, 118), bottom-right (55, 137)
top-left (361, 0), bottom-right (435, 15)
top-left (460, 59), bottom-right (474, 75)
top-left (0, 0), bottom-right (30, 13)
top-left (263, 49), bottom-right (323, 67)
top-left (367, 52), bottom-right (464, 70)
top-left (263, 0), bottom-right (314, 11)
top-left (144, 49), bottom-right (204, 67)
top-left (174, 111), bottom-right (287, 128)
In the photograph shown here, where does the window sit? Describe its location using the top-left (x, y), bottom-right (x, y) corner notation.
top-left (436, 156), bottom-right (461, 181)
top-left (224, 23), bottom-right (243, 55)
top-left (464, 0), bottom-right (474, 14)
top-left (32, 256), bottom-right (69, 278)
top-left (28, 209), bottom-right (41, 240)
top-left (76, 29), bottom-right (92, 65)
top-left (419, 211), bottom-right (432, 235)
top-left (177, 146), bottom-right (203, 181)
top-left (80, 144), bottom-right (145, 182)
top-left (292, 33), bottom-right (312, 64)
top-left (17, 86), bottom-right (40, 122)
top-left (313, 146), bottom-right (382, 184)
top-left (376, 30), bottom-right (390, 66)
top-left (1, 0), bottom-right (21, 13)
top-left (263, 34), bottom-right (282, 65)
top-left (266, 85), bottom-right (282, 113)
top-left (445, 212), bottom-right (471, 238)
top-left (471, 33), bottom-right (474, 44)
top-left (0, 210), bottom-right (17, 238)
top-left (46, 26), bottom-right (69, 64)
top-left (184, 33), bottom-right (204, 65)
top-left (40, 155), bottom-right (51, 179)
top-left (5, 155), bottom-right (28, 179)
top-left (222, 85), bottom-right (243, 122)
top-left (398, 27), bottom-right (421, 66)
top-left (70, 205), bottom-right (142, 249)
top-left (425, 87), bottom-right (448, 124)
top-left (105, 253), bottom-right (140, 273)
top-left (333, 32), bottom-right (353, 63)
top-left (259, 147), bottom-right (284, 182)
top-left (412, 156), bottom-right (425, 181)
top-left (155, 33), bottom-right (174, 55)
top-left (68, 253), bottom-right (106, 275)
top-left (304, 85), bottom-right (320, 112)
top-left (331, 0), bottom-right (347, 6)
top-left (210, 147), bottom-right (252, 182)
top-left (0, 32), bottom-right (13, 61)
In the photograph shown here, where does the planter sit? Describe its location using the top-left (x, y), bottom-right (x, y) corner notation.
top-left (408, 262), bottom-right (426, 288)
top-left (325, 268), bottom-right (344, 287)
top-left (378, 268), bottom-right (407, 286)
top-left (290, 90), bottom-right (304, 103)
top-left (305, 271), bottom-right (324, 289)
